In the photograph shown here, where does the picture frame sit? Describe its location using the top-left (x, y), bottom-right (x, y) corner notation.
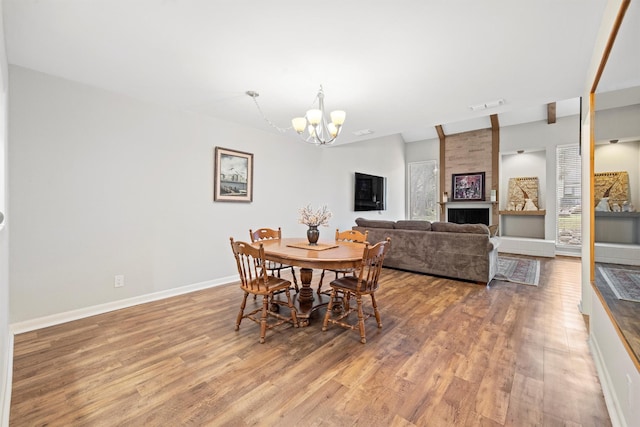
top-left (214, 147), bottom-right (253, 202)
top-left (452, 172), bottom-right (485, 201)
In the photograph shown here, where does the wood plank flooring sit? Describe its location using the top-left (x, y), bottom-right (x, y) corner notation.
top-left (10, 255), bottom-right (611, 426)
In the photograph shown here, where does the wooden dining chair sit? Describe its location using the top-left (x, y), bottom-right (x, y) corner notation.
top-left (230, 238), bottom-right (298, 343)
top-left (249, 227), bottom-right (299, 293)
top-left (317, 229), bottom-right (369, 295)
top-left (322, 238), bottom-right (390, 344)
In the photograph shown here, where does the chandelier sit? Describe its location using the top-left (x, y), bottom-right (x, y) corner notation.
top-left (291, 85), bottom-right (346, 145)
top-left (246, 85), bottom-right (346, 145)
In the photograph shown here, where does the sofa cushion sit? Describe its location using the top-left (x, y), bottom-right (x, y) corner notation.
top-left (394, 220), bottom-right (432, 231)
top-left (431, 222), bottom-right (490, 235)
top-left (355, 218), bottom-right (396, 229)
top-left (488, 224), bottom-right (499, 237)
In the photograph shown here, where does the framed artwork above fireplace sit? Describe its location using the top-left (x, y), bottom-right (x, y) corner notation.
top-left (452, 172), bottom-right (485, 201)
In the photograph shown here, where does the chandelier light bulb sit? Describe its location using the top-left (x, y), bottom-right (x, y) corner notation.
top-left (330, 110), bottom-right (346, 126)
top-left (328, 122), bottom-right (338, 138)
top-left (306, 109), bottom-right (322, 125)
top-left (292, 117), bottom-right (307, 133)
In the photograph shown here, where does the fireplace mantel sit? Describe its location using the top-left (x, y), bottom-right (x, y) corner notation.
top-left (443, 201), bottom-right (496, 207)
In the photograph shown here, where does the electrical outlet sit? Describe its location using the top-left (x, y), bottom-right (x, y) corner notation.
top-left (114, 275), bottom-right (125, 288)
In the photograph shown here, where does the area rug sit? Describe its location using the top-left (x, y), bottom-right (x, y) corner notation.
top-left (495, 257), bottom-right (540, 286)
top-left (598, 266), bottom-right (640, 303)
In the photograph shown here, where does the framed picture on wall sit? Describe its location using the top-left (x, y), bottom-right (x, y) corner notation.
top-left (214, 147), bottom-right (253, 202)
top-left (452, 172), bottom-right (485, 201)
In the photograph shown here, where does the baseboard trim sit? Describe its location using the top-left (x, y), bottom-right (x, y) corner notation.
top-left (594, 243), bottom-right (640, 266)
top-left (1, 333), bottom-right (13, 427)
top-left (10, 275), bottom-right (237, 335)
top-left (497, 237), bottom-right (556, 257)
top-left (589, 334), bottom-right (627, 427)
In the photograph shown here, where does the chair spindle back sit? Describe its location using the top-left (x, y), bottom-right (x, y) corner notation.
top-left (335, 229), bottom-right (369, 244)
top-left (249, 227), bottom-right (282, 242)
top-left (230, 238), bottom-right (272, 293)
top-left (355, 238), bottom-right (391, 292)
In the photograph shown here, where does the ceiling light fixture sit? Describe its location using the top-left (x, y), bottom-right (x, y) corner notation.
top-left (469, 99), bottom-right (505, 112)
top-left (291, 85), bottom-right (346, 145)
top-left (246, 85), bottom-right (346, 146)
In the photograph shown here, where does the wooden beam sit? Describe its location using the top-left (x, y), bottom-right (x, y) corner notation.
top-left (490, 115), bottom-right (499, 226)
top-left (547, 102), bottom-right (556, 124)
top-left (591, 0), bottom-right (630, 93)
top-left (490, 114), bottom-right (499, 132)
top-left (436, 125), bottom-right (446, 216)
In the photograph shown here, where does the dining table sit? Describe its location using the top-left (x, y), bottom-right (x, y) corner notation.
top-left (254, 237), bottom-right (366, 326)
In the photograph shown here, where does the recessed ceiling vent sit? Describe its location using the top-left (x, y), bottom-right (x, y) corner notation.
top-left (469, 99), bottom-right (505, 111)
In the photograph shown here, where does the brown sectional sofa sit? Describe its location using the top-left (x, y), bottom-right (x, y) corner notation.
top-left (353, 218), bottom-right (500, 285)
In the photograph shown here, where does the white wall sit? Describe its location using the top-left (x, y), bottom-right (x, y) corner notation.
top-left (405, 137), bottom-right (439, 164)
top-left (7, 66), bottom-right (405, 325)
top-left (0, 0), bottom-right (11, 422)
top-left (500, 151), bottom-right (547, 208)
top-left (322, 134), bottom-right (406, 229)
top-left (595, 103), bottom-right (640, 142)
top-left (594, 102), bottom-right (640, 208)
top-left (501, 115), bottom-right (580, 241)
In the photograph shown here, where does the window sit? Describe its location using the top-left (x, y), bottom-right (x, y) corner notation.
top-left (556, 144), bottom-right (582, 246)
top-left (408, 160), bottom-right (438, 221)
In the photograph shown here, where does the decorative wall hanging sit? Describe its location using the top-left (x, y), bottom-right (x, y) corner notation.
top-left (594, 171), bottom-right (629, 208)
top-left (452, 172), bottom-right (485, 201)
top-left (507, 177), bottom-right (539, 211)
top-left (214, 147), bottom-right (253, 202)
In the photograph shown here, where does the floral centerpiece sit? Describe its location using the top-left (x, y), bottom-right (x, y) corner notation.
top-left (298, 204), bottom-right (332, 227)
top-left (298, 204), bottom-right (332, 245)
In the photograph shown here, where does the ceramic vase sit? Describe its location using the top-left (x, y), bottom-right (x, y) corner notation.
top-left (307, 225), bottom-right (319, 245)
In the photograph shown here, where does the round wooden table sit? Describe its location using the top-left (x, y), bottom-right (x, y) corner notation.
top-left (255, 238), bottom-right (365, 326)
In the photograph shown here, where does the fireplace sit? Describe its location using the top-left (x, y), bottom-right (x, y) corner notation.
top-left (447, 208), bottom-right (489, 225)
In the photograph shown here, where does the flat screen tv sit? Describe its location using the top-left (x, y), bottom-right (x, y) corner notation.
top-left (354, 172), bottom-right (386, 211)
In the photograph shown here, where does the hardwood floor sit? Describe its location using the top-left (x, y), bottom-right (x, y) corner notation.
top-left (10, 256), bottom-right (611, 426)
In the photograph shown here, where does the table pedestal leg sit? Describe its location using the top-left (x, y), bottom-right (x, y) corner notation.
top-left (298, 268), bottom-right (314, 303)
top-left (289, 267), bottom-right (329, 327)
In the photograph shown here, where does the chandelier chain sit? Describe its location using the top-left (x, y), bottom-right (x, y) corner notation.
top-left (248, 94), bottom-right (290, 133)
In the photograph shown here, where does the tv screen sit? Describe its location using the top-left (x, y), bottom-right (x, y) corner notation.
top-left (354, 172), bottom-right (386, 211)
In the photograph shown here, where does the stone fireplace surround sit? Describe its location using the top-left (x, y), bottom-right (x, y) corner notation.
top-left (441, 127), bottom-right (497, 224)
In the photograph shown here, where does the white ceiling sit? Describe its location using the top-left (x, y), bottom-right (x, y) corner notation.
top-left (4, 0), bottom-right (636, 145)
